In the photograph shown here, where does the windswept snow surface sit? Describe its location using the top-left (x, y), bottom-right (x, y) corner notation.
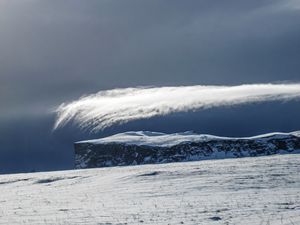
top-left (76, 130), bottom-right (300, 147)
top-left (0, 154), bottom-right (299, 225)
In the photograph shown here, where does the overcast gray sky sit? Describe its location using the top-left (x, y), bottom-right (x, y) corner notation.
top-left (1, 0), bottom-right (300, 117)
top-left (0, 0), bottom-right (300, 173)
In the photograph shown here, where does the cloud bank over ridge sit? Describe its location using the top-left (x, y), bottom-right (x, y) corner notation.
top-left (54, 83), bottom-right (300, 132)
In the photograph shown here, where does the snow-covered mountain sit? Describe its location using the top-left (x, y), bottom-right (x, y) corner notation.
top-left (74, 131), bottom-right (300, 169)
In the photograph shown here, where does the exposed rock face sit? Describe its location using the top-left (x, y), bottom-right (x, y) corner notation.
top-left (74, 131), bottom-right (300, 169)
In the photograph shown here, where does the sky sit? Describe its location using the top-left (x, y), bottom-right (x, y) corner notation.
top-left (0, 0), bottom-right (300, 173)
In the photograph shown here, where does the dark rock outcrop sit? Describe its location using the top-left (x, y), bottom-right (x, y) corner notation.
top-left (74, 131), bottom-right (300, 169)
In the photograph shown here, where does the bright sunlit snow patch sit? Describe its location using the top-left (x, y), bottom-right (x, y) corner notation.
top-left (0, 155), bottom-right (299, 225)
top-left (54, 83), bottom-right (300, 132)
top-left (75, 130), bottom-right (300, 147)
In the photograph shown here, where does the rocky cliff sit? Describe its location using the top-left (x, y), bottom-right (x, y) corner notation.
top-left (74, 131), bottom-right (300, 169)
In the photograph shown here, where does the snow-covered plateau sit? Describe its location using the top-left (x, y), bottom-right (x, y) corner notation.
top-left (75, 131), bottom-right (300, 169)
top-left (0, 154), bottom-right (299, 224)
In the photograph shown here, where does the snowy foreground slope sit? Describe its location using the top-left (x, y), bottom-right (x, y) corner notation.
top-left (75, 131), bottom-right (300, 169)
top-left (0, 154), bottom-right (299, 225)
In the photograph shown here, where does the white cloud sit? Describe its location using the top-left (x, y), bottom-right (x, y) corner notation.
top-left (54, 83), bottom-right (300, 132)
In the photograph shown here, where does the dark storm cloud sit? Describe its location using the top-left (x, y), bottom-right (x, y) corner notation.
top-left (1, 0), bottom-right (300, 116)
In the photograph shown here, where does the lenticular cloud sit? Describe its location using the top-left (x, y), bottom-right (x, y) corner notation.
top-left (54, 83), bottom-right (300, 132)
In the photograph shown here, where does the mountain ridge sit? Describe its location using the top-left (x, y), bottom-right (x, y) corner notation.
top-left (74, 131), bottom-right (300, 169)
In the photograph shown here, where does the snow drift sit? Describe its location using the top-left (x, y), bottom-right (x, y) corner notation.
top-left (1, 155), bottom-right (300, 225)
